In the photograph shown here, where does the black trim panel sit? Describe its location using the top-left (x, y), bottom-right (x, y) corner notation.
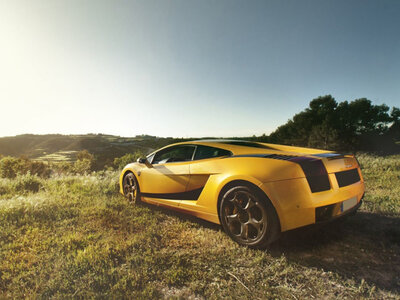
top-left (290, 157), bottom-right (331, 193)
top-left (141, 187), bottom-right (204, 201)
top-left (230, 154), bottom-right (296, 159)
top-left (335, 168), bottom-right (361, 187)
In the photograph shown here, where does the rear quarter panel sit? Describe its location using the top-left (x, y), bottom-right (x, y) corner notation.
top-left (184, 156), bottom-right (305, 220)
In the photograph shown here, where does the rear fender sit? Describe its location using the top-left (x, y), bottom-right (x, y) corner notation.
top-left (214, 175), bottom-right (282, 226)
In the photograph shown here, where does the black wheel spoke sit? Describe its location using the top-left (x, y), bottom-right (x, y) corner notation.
top-left (249, 219), bottom-right (262, 235)
top-left (229, 195), bottom-right (241, 210)
top-left (244, 198), bottom-right (255, 210)
top-left (226, 213), bottom-right (239, 225)
top-left (240, 223), bottom-right (249, 240)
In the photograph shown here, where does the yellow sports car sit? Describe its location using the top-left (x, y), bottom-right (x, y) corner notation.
top-left (119, 140), bottom-right (364, 248)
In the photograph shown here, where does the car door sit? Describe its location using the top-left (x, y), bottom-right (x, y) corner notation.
top-left (184, 145), bottom-right (232, 192)
top-left (139, 145), bottom-right (195, 207)
top-left (180, 145), bottom-right (233, 213)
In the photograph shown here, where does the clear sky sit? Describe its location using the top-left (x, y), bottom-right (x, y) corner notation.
top-left (0, 0), bottom-right (399, 138)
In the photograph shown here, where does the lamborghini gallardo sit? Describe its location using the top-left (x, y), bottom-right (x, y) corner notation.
top-left (119, 140), bottom-right (364, 248)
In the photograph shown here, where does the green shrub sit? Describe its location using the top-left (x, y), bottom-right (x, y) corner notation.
top-left (53, 161), bottom-right (74, 175)
top-left (0, 181), bottom-right (10, 195)
top-left (27, 160), bottom-right (51, 178)
top-left (13, 172), bottom-right (43, 193)
top-left (113, 151), bottom-right (144, 170)
top-left (100, 177), bottom-right (120, 196)
top-left (76, 150), bottom-right (95, 162)
top-left (0, 156), bottom-right (51, 179)
top-left (0, 156), bottom-right (25, 178)
top-left (74, 158), bottom-right (93, 175)
top-left (68, 150), bottom-right (97, 174)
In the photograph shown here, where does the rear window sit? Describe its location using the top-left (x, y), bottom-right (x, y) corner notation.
top-left (194, 145), bottom-right (232, 160)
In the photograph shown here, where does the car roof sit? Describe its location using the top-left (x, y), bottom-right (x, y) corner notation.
top-left (164, 139), bottom-right (274, 154)
top-left (149, 139), bottom-right (332, 157)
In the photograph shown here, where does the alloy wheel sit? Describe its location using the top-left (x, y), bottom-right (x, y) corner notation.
top-left (222, 188), bottom-right (268, 244)
top-left (123, 173), bottom-right (138, 203)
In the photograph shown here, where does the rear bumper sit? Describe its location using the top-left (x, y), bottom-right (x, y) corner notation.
top-left (315, 199), bottom-right (362, 224)
top-left (259, 176), bottom-right (365, 232)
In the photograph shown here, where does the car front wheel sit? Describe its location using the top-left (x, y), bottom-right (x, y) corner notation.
top-left (123, 173), bottom-right (139, 203)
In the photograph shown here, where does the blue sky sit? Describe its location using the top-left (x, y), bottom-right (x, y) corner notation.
top-left (0, 0), bottom-right (399, 138)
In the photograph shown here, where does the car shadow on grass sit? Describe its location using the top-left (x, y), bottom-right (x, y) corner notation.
top-left (138, 201), bottom-right (222, 231)
top-left (139, 202), bottom-right (399, 293)
top-left (269, 211), bottom-right (400, 293)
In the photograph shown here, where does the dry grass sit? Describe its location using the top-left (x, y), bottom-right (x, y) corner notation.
top-left (0, 155), bottom-right (399, 299)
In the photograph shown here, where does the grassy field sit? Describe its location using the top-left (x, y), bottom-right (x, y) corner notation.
top-left (0, 155), bottom-right (399, 299)
top-left (36, 151), bottom-right (78, 162)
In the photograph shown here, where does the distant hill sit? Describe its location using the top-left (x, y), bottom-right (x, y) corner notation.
top-left (0, 134), bottom-right (185, 168)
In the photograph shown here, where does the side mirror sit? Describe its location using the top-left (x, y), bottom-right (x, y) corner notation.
top-left (137, 157), bottom-right (152, 167)
top-left (137, 157), bottom-right (147, 164)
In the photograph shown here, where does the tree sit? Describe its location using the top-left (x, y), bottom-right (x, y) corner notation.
top-left (76, 150), bottom-right (94, 162)
top-left (73, 150), bottom-right (95, 174)
top-left (0, 156), bottom-right (51, 178)
top-left (268, 95), bottom-right (399, 152)
top-left (387, 107), bottom-right (400, 142)
top-left (74, 159), bottom-right (93, 175)
top-left (113, 151), bottom-right (144, 170)
top-left (0, 157), bottom-right (25, 178)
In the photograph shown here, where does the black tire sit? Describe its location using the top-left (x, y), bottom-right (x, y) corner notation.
top-left (123, 173), bottom-right (140, 203)
top-left (219, 185), bottom-right (280, 248)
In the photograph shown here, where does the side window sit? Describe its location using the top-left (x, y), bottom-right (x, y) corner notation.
top-left (193, 145), bottom-right (232, 160)
top-left (152, 145), bottom-right (195, 164)
top-left (146, 153), bottom-right (155, 164)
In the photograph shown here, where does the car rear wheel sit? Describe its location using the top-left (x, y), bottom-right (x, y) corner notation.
top-left (123, 173), bottom-right (139, 203)
top-left (220, 185), bottom-right (280, 248)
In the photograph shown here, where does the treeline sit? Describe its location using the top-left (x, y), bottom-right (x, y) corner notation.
top-left (254, 95), bottom-right (400, 153)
